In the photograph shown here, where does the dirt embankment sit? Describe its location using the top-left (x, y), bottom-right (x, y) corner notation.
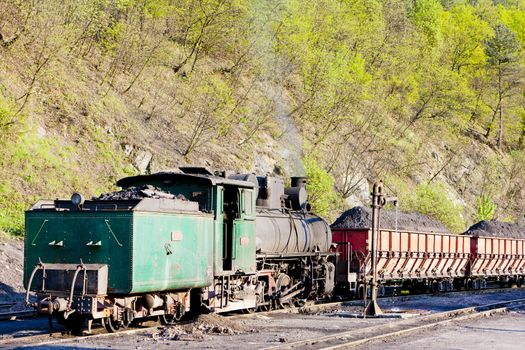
top-left (0, 239), bottom-right (27, 311)
top-left (331, 206), bottom-right (450, 233)
top-left (464, 220), bottom-right (525, 239)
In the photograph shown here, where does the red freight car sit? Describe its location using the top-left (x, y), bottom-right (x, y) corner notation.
top-left (469, 235), bottom-right (525, 288)
top-left (333, 228), bottom-right (471, 296)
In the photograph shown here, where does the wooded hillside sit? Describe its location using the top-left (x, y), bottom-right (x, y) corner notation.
top-left (1, 0), bottom-right (524, 235)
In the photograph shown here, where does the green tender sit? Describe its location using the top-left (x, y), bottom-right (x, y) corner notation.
top-left (24, 210), bottom-right (214, 294)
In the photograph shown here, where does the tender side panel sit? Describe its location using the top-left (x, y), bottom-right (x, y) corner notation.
top-left (24, 212), bottom-right (132, 294)
top-left (131, 212), bottom-right (214, 293)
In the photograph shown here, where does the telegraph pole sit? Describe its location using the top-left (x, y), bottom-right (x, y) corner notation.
top-left (364, 180), bottom-right (397, 316)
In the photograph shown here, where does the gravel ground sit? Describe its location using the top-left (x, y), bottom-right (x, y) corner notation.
top-left (363, 308), bottom-right (525, 350)
top-left (6, 289), bottom-right (524, 350)
top-left (16, 312), bottom-right (393, 350)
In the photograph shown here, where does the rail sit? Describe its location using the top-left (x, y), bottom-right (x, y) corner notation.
top-left (263, 298), bottom-right (525, 350)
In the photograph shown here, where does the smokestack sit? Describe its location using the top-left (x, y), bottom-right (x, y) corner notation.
top-left (291, 176), bottom-right (307, 188)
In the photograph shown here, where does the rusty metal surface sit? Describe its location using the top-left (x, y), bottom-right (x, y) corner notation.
top-left (333, 229), bottom-right (471, 282)
top-left (470, 236), bottom-right (525, 277)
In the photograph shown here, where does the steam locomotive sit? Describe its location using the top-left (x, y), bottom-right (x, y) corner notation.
top-left (23, 167), bottom-right (334, 333)
top-left (24, 166), bottom-right (525, 334)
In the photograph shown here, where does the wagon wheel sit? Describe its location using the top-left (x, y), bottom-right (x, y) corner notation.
top-left (430, 280), bottom-right (439, 293)
top-left (356, 284), bottom-right (366, 300)
top-left (465, 278), bottom-right (472, 291)
top-left (377, 284), bottom-right (386, 297)
top-left (103, 316), bottom-right (120, 333)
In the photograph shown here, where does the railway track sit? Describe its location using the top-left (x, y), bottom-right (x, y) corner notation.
top-left (0, 301), bottom-right (345, 348)
top-left (264, 298), bottom-right (525, 350)
top-left (1, 288), bottom-right (524, 349)
top-left (0, 310), bottom-right (37, 321)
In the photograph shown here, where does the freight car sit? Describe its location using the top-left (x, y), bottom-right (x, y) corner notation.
top-left (332, 220), bottom-right (525, 297)
top-left (24, 167), bottom-right (334, 333)
top-left (467, 235), bottom-right (525, 289)
top-left (332, 227), bottom-right (471, 297)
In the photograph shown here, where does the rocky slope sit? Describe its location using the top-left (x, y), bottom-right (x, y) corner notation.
top-left (1, 0), bottom-right (524, 235)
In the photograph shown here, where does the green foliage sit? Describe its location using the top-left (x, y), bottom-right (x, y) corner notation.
top-left (409, 0), bottom-right (444, 46)
top-left (405, 182), bottom-right (466, 233)
top-left (304, 155), bottom-right (341, 219)
top-left (486, 22), bottom-right (520, 65)
top-left (441, 4), bottom-right (493, 71)
top-left (0, 95), bottom-right (21, 141)
top-left (500, 7), bottom-right (525, 44)
top-left (0, 184), bottom-right (26, 237)
top-left (98, 21), bottom-right (126, 53)
top-left (475, 194), bottom-right (497, 221)
top-left (2, 0), bottom-right (525, 236)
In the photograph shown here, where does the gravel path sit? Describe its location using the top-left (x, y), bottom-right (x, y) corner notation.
top-left (362, 308), bottom-right (525, 350)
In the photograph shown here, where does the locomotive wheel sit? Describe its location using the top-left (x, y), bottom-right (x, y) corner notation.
top-left (257, 303), bottom-right (271, 312)
top-left (294, 298), bottom-right (306, 308)
top-left (103, 317), bottom-right (120, 333)
top-left (280, 300), bottom-right (293, 309)
top-left (242, 307), bottom-right (257, 314)
top-left (276, 273), bottom-right (293, 309)
top-left (160, 303), bottom-right (186, 324)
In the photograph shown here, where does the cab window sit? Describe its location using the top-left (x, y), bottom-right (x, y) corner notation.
top-left (243, 190), bottom-right (253, 216)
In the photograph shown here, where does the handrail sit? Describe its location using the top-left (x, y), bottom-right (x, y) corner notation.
top-left (64, 261), bottom-right (86, 319)
top-left (25, 260), bottom-right (45, 306)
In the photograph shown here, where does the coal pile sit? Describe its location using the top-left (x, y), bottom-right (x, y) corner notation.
top-left (152, 314), bottom-right (251, 342)
top-left (95, 185), bottom-right (186, 201)
top-left (331, 206), bottom-right (450, 233)
top-left (464, 220), bottom-right (525, 239)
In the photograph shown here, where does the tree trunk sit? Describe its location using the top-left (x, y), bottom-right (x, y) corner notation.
top-left (519, 116), bottom-right (525, 149)
top-left (496, 65), bottom-right (503, 149)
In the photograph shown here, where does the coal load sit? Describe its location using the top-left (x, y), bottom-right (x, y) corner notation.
top-left (464, 220), bottom-right (525, 239)
top-left (331, 206), bottom-right (450, 233)
top-left (95, 185), bottom-right (186, 201)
